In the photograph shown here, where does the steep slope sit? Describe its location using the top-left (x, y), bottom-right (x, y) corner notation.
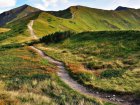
top-left (0, 4), bottom-right (40, 26)
top-left (0, 11), bottom-right (41, 45)
top-left (33, 6), bottom-right (140, 37)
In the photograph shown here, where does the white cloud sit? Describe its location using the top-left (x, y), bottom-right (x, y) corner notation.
top-left (33, 0), bottom-right (69, 10)
top-left (0, 0), bottom-right (17, 8)
top-left (34, 3), bottom-right (47, 10)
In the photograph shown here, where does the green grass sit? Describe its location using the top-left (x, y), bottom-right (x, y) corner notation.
top-left (0, 46), bottom-right (108, 105)
top-left (1, 5), bottom-right (140, 45)
top-left (0, 11), bottom-right (40, 45)
top-left (39, 31), bottom-right (140, 94)
top-left (33, 6), bottom-right (140, 37)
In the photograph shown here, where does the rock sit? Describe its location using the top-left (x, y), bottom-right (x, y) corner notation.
top-left (109, 98), bottom-right (116, 101)
top-left (106, 96), bottom-right (111, 98)
top-left (96, 92), bottom-right (99, 94)
top-left (119, 100), bottom-right (124, 102)
top-left (113, 95), bottom-right (116, 97)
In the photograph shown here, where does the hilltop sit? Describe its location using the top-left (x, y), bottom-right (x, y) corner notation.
top-left (0, 4), bottom-right (40, 26)
top-left (115, 6), bottom-right (130, 11)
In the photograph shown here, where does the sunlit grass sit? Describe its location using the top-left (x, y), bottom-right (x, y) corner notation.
top-left (0, 46), bottom-right (106, 105)
top-left (0, 28), bottom-right (10, 33)
top-left (40, 31), bottom-right (140, 94)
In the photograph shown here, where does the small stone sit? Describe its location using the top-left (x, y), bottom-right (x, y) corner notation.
top-left (96, 92), bottom-right (99, 94)
top-left (119, 100), bottom-right (124, 102)
top-left (113, 95), bottom-right (116, 97)
top-left (109, 98), bottom-right (115, 101)
top-left (109, 98), bottom-right (112, 101)
top-left (107, 96), bottom-right (111, 98)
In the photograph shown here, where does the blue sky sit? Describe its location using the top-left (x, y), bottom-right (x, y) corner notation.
top-left (0, 0), bottom-right (140, 13)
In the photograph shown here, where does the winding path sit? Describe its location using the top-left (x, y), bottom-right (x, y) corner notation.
top-left (28, 20), bottom-right (38, 40)
top-left (28, 20), bottom-right (132, 105)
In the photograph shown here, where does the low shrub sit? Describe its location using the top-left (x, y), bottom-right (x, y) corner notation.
top-left (85, 62), bottom-right (104, 70)
top-left (100, 69), bottom-right (125, 78)
top-left (40, 31), bottom-right (74, 44)
top-left (0, 43), bottom-right (23, 50)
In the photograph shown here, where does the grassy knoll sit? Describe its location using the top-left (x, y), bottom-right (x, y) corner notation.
top-left (0, 46), bottom-right (107, 105)
top-left (40, 31), bottom-right (140, 95)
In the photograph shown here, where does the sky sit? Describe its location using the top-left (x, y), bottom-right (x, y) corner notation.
top-left (0, 0), bottom-right (140, 13)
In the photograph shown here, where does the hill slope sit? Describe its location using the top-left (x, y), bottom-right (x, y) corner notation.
top-left (40, 31), bottom-right (140, 99)
top-left (33, 6), bottom-right (140, 37)
top-left (0, 5), bottom-right (140, 43)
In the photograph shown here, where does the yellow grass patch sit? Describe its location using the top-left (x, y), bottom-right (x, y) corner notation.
top-left (0, 28), bottom-right (10, 33)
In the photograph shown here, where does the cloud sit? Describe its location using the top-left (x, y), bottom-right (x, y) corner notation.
top-left (0, 0), bottom-right (17, 8)
top-left (112, 0), bottom-right (131, 7)
top-left (33, 0), bottom-right (69, 10)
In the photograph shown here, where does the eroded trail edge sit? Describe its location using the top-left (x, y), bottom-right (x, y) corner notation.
top-left (28, 20), bottom-right (132, 105)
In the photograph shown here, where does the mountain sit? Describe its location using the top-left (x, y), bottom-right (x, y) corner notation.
top-left (115, 6), bottom-right (130, 11)
top-left (0, 4), bottom-right (140, 44)
top-left (33, 5), bottom-right (140, 36)
top-left (0, 4), bottom-right (40, 26)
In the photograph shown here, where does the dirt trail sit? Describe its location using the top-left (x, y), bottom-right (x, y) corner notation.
top-left (28, 20), bottom-right (38, 40)
top-left (27, 20), bottom-right (132, 105)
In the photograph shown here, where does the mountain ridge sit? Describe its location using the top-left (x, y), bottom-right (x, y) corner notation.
top-left (0, 4), bottom-right (140, 41)
top-left (115, 6), bottom-right (136, 11)
top-left (0, 4), bottom-right (40, 26)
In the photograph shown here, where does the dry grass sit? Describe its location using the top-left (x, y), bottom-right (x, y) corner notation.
top-left (0, 28), bottom-right (10, 33)
top-left (0, 47), bottom-right (104, 105)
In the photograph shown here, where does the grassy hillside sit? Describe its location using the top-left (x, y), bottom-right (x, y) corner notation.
top-left (0, 5), bottom-right (140, 44)
top-left (33, 6), bottom-right (140, 37)
top-left (40, 31), bottom-right (140, 95)
top-left (0, 46), bottom-right (108, 105)
top-left (0, 11), bottom-right (40, 45)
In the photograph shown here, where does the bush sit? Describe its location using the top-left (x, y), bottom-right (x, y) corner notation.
top-left (31, 74), bottom-right (50, 81)
top-left (85, 62), bottom-right (104, 70)
top-left (0, 43), bottom-right (23, 51)
top-left (100, 69), bottom-right (125, 78)
top-left (72, 72), bottom-right (93, 83)
top-left (40, 31), bottom-right (74, 44)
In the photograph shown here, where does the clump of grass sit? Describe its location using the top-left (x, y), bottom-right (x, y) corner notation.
top-left (100, 69), bottom-right (125, 78)
top-left (0, 43), bottom-right (23, 51)
top-left (85, 61), bottom-right (104, 70)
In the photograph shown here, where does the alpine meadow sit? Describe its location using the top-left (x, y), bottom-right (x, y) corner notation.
top-left (0, 1), bottom-right (139, 105)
